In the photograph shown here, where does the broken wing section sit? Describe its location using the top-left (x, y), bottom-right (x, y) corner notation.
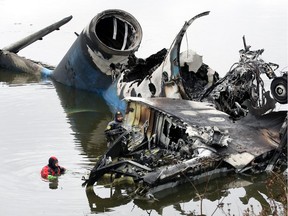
top-left (0, 16), bottom-right (73, 77)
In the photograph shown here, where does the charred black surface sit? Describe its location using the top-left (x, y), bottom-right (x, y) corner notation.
top-left (122, 48), bottom-right (167, 82)
top-left (181, 63), bottom-right (219, 99)
top-left (85, 97), bottom-right (286, 198)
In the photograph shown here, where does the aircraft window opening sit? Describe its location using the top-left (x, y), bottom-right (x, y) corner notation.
top-left (163, 120), bottom-right (170, 137)
top-left (169, 124), bottom-right (185, 143)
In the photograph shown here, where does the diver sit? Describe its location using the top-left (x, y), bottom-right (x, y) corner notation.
top-left (41, 156), bottom-right (66, 180)
top-left (105, 111), bottom-right (125, 146)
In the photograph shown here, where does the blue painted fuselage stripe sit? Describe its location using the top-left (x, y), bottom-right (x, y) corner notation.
top-left (50, 37), bottom-right (126, 112)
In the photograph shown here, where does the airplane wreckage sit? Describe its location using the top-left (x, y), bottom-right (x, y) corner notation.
top-left (0, 10), bottom-right (287, 199)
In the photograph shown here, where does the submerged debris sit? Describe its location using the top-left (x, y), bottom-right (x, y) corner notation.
top-left (83, 96), bottom-right (287, 198)
top-left (80, 12), bottom-right (287, 199)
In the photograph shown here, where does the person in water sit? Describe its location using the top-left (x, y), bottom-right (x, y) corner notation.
top-left (105, 111), bottom-right (125, 146)
top-left (106, 111), bottom-right (124, 131)
top-left (41, 156), bottom-right (66, 180)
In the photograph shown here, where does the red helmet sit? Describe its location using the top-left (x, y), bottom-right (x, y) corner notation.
top-left (48, 156), bottom-right (58, 168)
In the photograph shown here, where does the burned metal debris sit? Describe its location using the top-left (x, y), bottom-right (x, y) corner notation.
top-left (113, 35), bottom-right (283, 120)
top-left (1, 10), bottom-right (286, 116)
top-left (199, 37), bottom-right (282, 119)
top-left (78, 11), bottom-right (287, 199)
top-left (83, 96), bottom-right (287, 198)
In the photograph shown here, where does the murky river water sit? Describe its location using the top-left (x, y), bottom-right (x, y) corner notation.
top-left (0, 73), bottom-right (287, 216)
top-left (0, 0), bottom-right (287, 215)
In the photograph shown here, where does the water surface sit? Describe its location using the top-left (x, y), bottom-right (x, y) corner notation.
top-left (0, 71), bottom-right (286, 216)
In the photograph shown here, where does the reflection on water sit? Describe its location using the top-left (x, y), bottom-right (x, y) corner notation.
top-left (0, 70), bottom-right (287, 215)
top-left (86, 186), bottom-right (131, 213)
top-left (86, 172), bottom-right (287, 215)
top-left (0, 68), bottom-right (41, 84)
top-left (53, 81), bottom-right (112, 162)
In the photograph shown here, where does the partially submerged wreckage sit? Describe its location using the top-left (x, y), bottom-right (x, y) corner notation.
top-left (1, 10), bottom-right (286, 112)
top-left (0, 9), bottom-right (287, 198)
top-left (84, 97), bottom-right (286, 197)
